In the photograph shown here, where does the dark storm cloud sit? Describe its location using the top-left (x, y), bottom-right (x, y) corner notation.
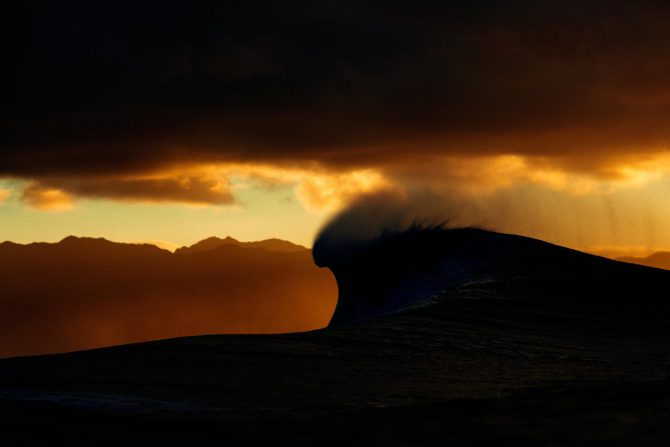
top-left (3, 0), bottom-right (670, 198)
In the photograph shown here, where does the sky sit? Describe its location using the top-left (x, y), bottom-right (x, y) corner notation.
top-left (3, 0), bottom-right (670, 254)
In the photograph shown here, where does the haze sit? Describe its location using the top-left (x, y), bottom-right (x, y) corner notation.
top-left (0, 236), bottom-right (336, 358)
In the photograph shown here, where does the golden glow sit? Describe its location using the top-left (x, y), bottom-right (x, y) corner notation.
top-left (0, 243), bottom-right (337, 358)
top-left (587, 245), bottom-right (670, 259)
top-left (293, 169), bottom-right (394, 214)
top-left (5, 151), bottom-right (670, 257)
top-left (0, 189), bottom-right (9, 203)
top-left (392, 152), bottom-right (670, 198)
top-left (166, 162), bottom-right (394, 214)
top-left (20, 183), bottom-right (74, 211)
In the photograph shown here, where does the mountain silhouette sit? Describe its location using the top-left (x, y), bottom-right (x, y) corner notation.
top-left (617, 251), bottom-right (670, 271)
top-left (2, 228), bottom-right (670, 444)
top-left (175, 236), bottom-right (307, 255)
top-left (0, 236), bottom-right (336, 358)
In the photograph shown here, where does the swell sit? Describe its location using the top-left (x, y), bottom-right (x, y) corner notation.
top-left (314, 227), bottom-right (515, 326)
top-left (314, 227), bottom-right (670, 327)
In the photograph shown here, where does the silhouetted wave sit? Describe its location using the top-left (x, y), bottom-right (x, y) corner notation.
top-left (314, 226), bottom-right (670, 326)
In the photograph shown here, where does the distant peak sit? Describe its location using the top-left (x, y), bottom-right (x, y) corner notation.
top-left (0, 236), bottom-right (173, 257)
top-left (176, 236), bottom-right (306, 255)
top-left (617, 251), bottom-right (670, 271)
top-left (55, 236), bottom-right (169, 253)
top-left (59, 235), bottom-right (111, 244)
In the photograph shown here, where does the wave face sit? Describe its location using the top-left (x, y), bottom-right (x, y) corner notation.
top-left (314, 227), bottom-right (508, 325)
top-left (314, 226), bottom-right (670, 326)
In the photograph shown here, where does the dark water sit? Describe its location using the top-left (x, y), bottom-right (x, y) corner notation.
top-left (2, 229), bottom-right (670, 445)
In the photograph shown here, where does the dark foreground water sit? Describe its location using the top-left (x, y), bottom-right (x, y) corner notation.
top-left (2, 229), bottom-right (670, 445)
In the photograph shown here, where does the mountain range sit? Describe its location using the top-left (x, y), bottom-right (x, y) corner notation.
top-left (0, 236), bottom-right (335, 358)
top-left (617, 251), bottom-right (670, 270)
top-left (174, 236), bottom-right (306, 255)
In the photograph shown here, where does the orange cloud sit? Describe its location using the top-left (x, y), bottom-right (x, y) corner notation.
top-left (293, 169), bottom-right (394, 214)
top-left (19, 173), bottom-right (234, 208)
top-left (21, 183), bottom-right (74, 211)
top-left (384, 151), bottom-right (670, 199)
top-left (15, 150), bottom-right (670, 215)
top-left (0, 189), bottom-right (10, 203)
top-left (201, 163), bottom-right (394, 213)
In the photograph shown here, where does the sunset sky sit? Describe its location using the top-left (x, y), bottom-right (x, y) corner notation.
top-left (3, 1), bottom-right (670, 255)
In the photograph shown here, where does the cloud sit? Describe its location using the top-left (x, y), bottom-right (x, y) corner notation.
top-left (386, 153), bottom-right (670, 198)
top-left (4, 1), bottom-right (670, 204)
top-left (293, 169), bottom-right (394, 213)
top-left (208, 163), bottom-right (394, 212)
top-left (21, 183), bottom-right (74, 211)
top-left (31, 174), bottom-right (234, 206)
top-left (312, 171), bottom-right (670, 264)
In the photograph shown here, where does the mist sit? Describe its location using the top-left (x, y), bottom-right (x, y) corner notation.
top-left (313, 182), bottom-right (664, 263)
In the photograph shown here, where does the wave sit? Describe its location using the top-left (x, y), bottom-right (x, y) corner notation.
top-left (314, 226), bottom-right (670, 326)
